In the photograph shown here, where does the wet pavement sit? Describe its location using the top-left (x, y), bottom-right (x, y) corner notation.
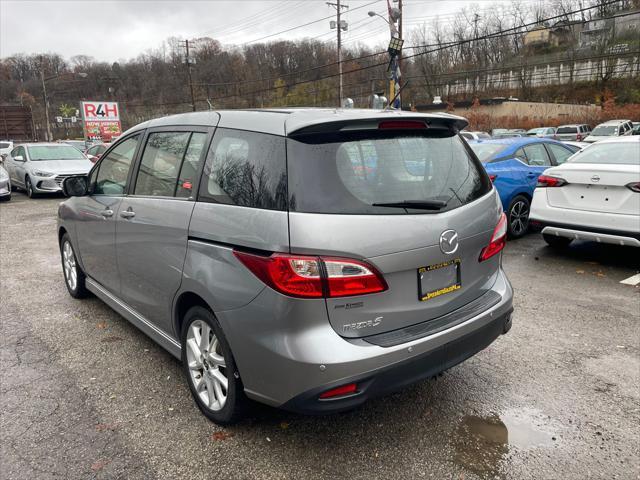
top-left (1, 192), bottom-right (639, 479)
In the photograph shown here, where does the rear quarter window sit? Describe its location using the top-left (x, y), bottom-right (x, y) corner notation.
top-left (198, 128), bottom-right (287, 210)
top-left (287, 130), bottom-right (491, 215)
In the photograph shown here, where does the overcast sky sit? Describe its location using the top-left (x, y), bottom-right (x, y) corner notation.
top-left (1, 0), bottom-right (522, 62)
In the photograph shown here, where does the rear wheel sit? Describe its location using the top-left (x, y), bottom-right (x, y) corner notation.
top-left (543, 234), bottom-right (573, 248)
top-left (181, 306), bottom-right (247, 424)
top-left (507, 195), bottom-right (530, 239)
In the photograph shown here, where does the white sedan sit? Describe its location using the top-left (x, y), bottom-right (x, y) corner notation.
top-left (530, 136), bottom-right (640, 248)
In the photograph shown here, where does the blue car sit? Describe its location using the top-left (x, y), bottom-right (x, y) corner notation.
top-left (467, 137), bottom-right (579, 238)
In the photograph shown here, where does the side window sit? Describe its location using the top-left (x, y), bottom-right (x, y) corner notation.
top-left (514, 148), bottom-right (527, 163)
top-left (523, 144), bottom-right (551, 166)
top-left (94, 135), bottom-right (140, 195)
top-left (176, 132), bottom-right (207, 198)
top-left (198, 128), bottom-right (287, 210)
top-left (134, 132), bottom-right (190, 197)
top-left (546, 144), bottom-right (573, 165)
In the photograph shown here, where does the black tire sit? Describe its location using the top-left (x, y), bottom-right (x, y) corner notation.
top-left (543, 233), bottom-right (573, 248)
top-left (506, 195), bottom-right (531, 239)
top-left (25, 176), bottom-right (36, 198)
top-left (60, 233), bottom-right (89, 298)
top-left (181, 306), bottom-right (248, 425)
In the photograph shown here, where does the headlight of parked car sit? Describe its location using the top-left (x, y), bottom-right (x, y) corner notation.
top-left (0, 170), bottom-right (8, 181)
top-left (33, 170), bottom-right (54, 177)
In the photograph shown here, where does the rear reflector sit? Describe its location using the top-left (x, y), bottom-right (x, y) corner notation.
top-left (319, 383), bottom-right (357, 399)
top-left (378, 120), bottom-right (427, 130)
top-left (479, 213), bottom-right (507, 262)
top-left (233, 251), bottom-right (387, 299)
top-left (489, 174), bottom-right (497, 182)
top-left (537, 175), bottom-right (567, 188)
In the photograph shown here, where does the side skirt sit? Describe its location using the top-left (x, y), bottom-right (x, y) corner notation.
top-left (86, 278), bottom-right (182, 359)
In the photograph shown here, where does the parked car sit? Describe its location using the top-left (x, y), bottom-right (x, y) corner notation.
top-left (460, 131), bottom-right (491, 141)
top-left (0, 140), bottom-right (13, 158)
top-left (0, 163), bottom-right (11, 201)
top-left (57, 109), bottom-right (514, 424)
top-left (526, 127), bottom-right (557, 138)
top-left (468, 137), bottom-right (577, 238)
top-left (492, 132), bottom-right (526, 139)
top-left (530, 136), bottom-right (640, 248)
top-left (61, 139), bottom-right (88, 151)
top-left (632, 122), bottom-right (640, 135)
top-left (85, 143), bottom-right (111, 163)
top-left (555, 124), bottom-right (591, 142)
top-left (4, 143), bottom-right (93, 198)
top-left (583, 119), bottom-right (633, 143)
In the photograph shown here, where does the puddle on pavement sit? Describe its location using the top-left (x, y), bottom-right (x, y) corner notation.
top-left (452, 409), bottom-right (557, 477)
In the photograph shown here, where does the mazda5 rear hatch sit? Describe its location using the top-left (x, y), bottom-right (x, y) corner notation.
top-left (286, 118), bottom-right (504, 339)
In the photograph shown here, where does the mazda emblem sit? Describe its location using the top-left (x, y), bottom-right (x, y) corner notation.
top-left (439, 230), bottom-right (459, 255)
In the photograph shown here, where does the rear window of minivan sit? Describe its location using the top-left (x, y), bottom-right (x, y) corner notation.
top-left (557, 126), bottom-right (577, 134)
top-left (287, 130), bottom-right (491, 215)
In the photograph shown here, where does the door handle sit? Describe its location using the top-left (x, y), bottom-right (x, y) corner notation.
top-left (120, 210), bottom-right (135, 219)
top-left (527, 172), bottom-right (537, 178)
top-left (100, 209), bottom-right (114, 218)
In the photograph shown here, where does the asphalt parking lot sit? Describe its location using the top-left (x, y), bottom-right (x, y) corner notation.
top-left (1, 191), bottom-right (639, 480)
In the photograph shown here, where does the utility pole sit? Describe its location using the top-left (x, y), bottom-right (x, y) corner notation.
top-left (184, 39), bottom-right (197, 111)
top-left (398, 0), bottom-right (403, 73)
top-left (39, 57), bottom-right (52, 142)
top-left (328, 1), bottom-right (349, 107)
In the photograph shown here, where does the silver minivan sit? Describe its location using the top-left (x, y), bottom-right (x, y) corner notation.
top-left (58, 109), bottom-right (514, 424)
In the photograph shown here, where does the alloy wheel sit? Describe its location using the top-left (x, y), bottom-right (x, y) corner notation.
top-left (186, 320), bottom-right (228, 412)
top-left (62, 241), bottom-right (78, 291)
top-left (509, 200), bottom-right (529, 237)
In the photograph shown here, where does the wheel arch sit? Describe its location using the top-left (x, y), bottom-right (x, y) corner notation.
top-left (173, 291), bottom-right (215, 340)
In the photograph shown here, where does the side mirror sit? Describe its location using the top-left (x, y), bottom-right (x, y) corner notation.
top-left (14, 155), bottom-right (24, 162)
top-left (62, 175), bottom-right (89, 197)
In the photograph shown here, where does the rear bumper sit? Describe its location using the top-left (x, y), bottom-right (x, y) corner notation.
top-left (282, 308), bottom-right (512, 414)
top-left (219, 268), bottom-right (513, 412)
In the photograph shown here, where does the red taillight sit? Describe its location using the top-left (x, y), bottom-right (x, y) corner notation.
top-left (479, 213), bottom-right (507, 262)
top-left (319, 383), bottom-right (357, 399)
top-left (626, 182), bottom-right (640, 193)
top-left (537, 175), bottom-right (568, 188)
top-left (489, 174), bottom-right (497, 182)
top-left (576, 134), bottom-right (583, 141)
top-left (378, 121), bottom-right (427, 130)
top-left (233, 251), bottom-right (387, 299)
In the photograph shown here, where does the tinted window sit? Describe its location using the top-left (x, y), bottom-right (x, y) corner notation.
top-left (591, 125), bottom-right (618, 136)
top-left (514, 148), bottom-right (527, 162)
top-left (287, 131), bottom-right (490, 215)
top-left (94, 135), bottom-right (139, 195)
top-left (0, 142), bottom-right (10, 149)
top-left (570, 142), bottom-right (640, 165)
top-left (523, 144), bottom-right (551, 166)
top-left (199, 128), bottom-right (287, 210)
top-left (135, 132), bottom-right (190, 197)
top-left (557, 126), bottom-right (577, 134)
top-left (546, 143), bottom-right (573, 165)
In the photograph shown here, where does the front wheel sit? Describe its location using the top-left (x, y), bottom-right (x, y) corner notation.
top-left (543, 234), bottom-right (573, 248)
top-left (507, 195), bottom-right (530, 239)
top-left (181, 307), bottom-right (247, 424)
top-left (26, 176), bottom-right (36, 198)
top-left (60, 234), bottom-right (88, 298)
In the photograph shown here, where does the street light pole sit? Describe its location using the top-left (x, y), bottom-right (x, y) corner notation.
top-left (39, 63), bottom-right (52, 142)
top-left (328, 1), bottom-right (349, 107)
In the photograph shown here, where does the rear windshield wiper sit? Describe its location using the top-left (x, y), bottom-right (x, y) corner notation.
top-left (371, 200), bottom-right (447, 210)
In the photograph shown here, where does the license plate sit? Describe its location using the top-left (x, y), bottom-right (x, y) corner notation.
top-left (418, 259), bottom-right (461, 301)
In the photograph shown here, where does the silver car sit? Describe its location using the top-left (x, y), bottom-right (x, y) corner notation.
top-left (4, 143), bottom-right (93, 198)
top-left (0, 163), bottom-right (11, 200)
top-left (526, 127), bottom-right (557, 138)
top-left (57, 109), bottom-right (514, 424)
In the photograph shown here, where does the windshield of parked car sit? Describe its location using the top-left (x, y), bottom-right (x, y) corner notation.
top-left (527, 128), bottom-right (545, 135)
top-left (287, 130), bottom-right (491, 215)
top-left (569, 142), bottom-right (639, 165)
top-left (556, 126), bottom-right (577, 134)
top-left (468, 143), bottom-right (508, 161)
top-left (27, 145), bottom-right (87, 161)
top-left (590, 125), bottom-right (618, 136)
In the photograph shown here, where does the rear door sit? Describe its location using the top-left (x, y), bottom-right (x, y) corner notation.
top-left (286, 121), bottom-right (499, 338)
top-left (546, 141), bottom-right (640, 216)
top-left (115, 127), bottom-right (211, 331)
top-left (522, 143), bottom-right (552, 192)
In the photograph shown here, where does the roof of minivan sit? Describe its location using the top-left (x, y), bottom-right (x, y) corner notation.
top-left (598, 119), bottom-right (631, 125)
top-left (123, 108), bottom-right (468, 137)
